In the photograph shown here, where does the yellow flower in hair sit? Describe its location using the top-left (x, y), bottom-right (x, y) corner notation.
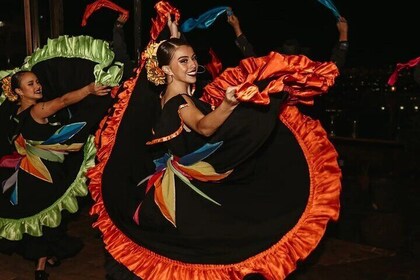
top-left (143, 41), bottom-right (166, 86)
top-left (2, 76), bottom-right (18, 102)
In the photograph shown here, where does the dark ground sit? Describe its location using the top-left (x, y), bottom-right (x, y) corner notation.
top-left (2, 132), bottom-right (420, 279)
top-left (1, 193), bottom-right (419, 280)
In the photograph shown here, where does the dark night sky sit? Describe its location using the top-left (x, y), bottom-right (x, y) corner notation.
top-left (63, 0), bottom-right (419, 68)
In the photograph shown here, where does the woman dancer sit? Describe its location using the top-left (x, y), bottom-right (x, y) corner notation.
top-left (90, 2), bottom-right (342, 279)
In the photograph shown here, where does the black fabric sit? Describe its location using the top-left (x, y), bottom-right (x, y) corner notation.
top-left (0, 57), bottom-right (113, 219)
top-left (101, 68), bottom-right (310, 265)
top-left (0, 107), bottom-right (78, 217)
top-left (0, 99), bottom-right (18, 181)
top-left (102, 70), bottom-right (160, 233)
top-left (0, 214), bottom-right (84, 260)
top-left (112, 24), bottom-right (135, 80)
top-left (0, 56), bottom-right (114, 271)
top-left (31, 57), bottom-right (114, 129)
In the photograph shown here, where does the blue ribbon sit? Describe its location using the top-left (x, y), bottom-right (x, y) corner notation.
top-left (317, 0), bottom-right (341, 19)
top-left (43, 122), bottom-right (86, 144)
top-left (180, 6), bottom-right (231, 33)
top-left (179, 142), bottom-right (223, 166)
top-left (151, 141), bottom-right (223, 173)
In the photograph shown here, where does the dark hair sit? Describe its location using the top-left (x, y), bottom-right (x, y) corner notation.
top-left (156, 38), bottom-right (191, 67)
top-left (11, 70), bottom-right (32, 92)
top-left (278, 39), bottom-right (301, 55)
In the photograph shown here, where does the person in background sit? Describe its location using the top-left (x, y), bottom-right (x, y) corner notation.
top-left (226, 12), bottom-right (256, 58)
top-left (328, 16), bottom-right (349, 70)
top-left (227, 11), bottom-right (349, 70)
top-left (112, 13), bottom-right (136, 80)
top-left (276, 16), bottom-right (349, 70)
top-left (92, 7), bottom-right (341, 279)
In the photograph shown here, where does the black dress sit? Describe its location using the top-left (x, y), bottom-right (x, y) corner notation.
top-left (0, 35), bottom-right (122, 259)
top-left (89, 4), bottom-right (342, 279)
top-left (91, 54), bottom-right (342, 280)
top-left (0, 104), bottom-right (97, 258)
top-left (130, 92), bottom-right (309, 264)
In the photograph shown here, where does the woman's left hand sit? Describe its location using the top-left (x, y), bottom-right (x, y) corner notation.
top-left (86, 82), bottom-right (111, 96)
top-left (224, 86), bottom-right (239, 106)
top-left (167, 13), bottom-right (180, 39)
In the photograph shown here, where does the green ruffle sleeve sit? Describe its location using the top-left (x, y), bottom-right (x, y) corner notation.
top-left (0, 35), bottom-right (123, 105)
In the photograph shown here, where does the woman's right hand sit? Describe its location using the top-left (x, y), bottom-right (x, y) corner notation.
top-left (86, 82), bottom-right (111, 96)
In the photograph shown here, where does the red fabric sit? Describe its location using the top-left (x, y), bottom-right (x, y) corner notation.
top-left (81, 0), bottom-right (129, 27)
top-left (205, 48), bottom-right (223, 79)
top-left (201, 53), bottom-right (339, 107)
top-left (87, 1), bottom-right (341, 279)
top-left (388, 56), bottom-right (420, 86)
top-left (150, 1), bottom-right (180, 40)
top-left (0, 152), bottom-right (22, 168)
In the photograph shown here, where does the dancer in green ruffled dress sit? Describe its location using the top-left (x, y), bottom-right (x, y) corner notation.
top-left (0, 35), bottom-right (122, 280)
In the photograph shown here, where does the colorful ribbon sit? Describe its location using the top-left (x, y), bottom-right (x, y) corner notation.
top-left (317, 0), bottom-right (341, 19)
top-left (134, 142), bottom-right (232, 227)
top-left (180, 6), bottom-right (231, 33)
top-left (0, 152), bottom-right (21, 205)
top-left (388, 56), bottom-right (420, 86)
top-left (81, 0), bottom-right (129, 27)
top-left (1, 122), bottom-right (86, 205)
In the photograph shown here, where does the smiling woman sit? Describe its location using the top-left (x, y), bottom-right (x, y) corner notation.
top-left (88, 2), bottom-right (341, 280)
top-left (0, 35), bottom-right (122, 280)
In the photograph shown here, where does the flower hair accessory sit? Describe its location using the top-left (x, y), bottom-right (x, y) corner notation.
top-left (1, 76), bottom-right (18, 102)
top-left (143, 40), bottom-right (166, 86)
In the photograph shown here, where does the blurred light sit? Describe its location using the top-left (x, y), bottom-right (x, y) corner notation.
top-left (0, 21), bottom-right (5, 27)
top-left (399, 106), bottom-right (404, 110)
top-left (414, 106), bottom-right (419, 111)
top-left (391, 86), bottom-right (396, 92)
top-left (380, 106), bottom-right (385, 110)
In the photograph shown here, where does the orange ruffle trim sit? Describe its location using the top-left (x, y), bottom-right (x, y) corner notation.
top-left (87, 1), bottom-right (341, 280)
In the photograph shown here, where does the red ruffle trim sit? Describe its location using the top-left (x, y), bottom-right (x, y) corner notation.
top-left (89, 94), bottom-right (341, 280)
top-left (88, 1), bottom-right (341, 279)
top-left (88, 80), bottom-right (341, 280)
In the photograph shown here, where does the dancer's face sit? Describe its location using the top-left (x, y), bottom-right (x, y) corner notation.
top-left (165, 45), bottom-right (198, 84)
top-left (14, 72), bottom-right (43, 101)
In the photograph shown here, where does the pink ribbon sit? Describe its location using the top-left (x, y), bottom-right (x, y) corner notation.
top-left (0, 151), bottom-right (22, 168)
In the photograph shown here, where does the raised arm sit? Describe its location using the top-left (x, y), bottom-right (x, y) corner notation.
top-left (113, 13), bottom-right (134, 80)
top-left (31, 83), bottom-right (110, 123)
top-left (167, 13), bottom-right (181, 39)
top-left (227, 12), bottom-right (256, 58)
top-left (180, 86), bottom-right (238, 137)
top-left (330, 16), bottom-right (349, 70)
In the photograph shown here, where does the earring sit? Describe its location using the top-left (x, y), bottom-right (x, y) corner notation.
top-left (197, 65), bottom-right (206, 74)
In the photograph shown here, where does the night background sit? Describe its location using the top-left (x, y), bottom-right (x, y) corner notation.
top-left (59, 0), bottom-right (419, 68)
top-left (1, 0), bottom-right (418, 68)
top-left (1, 1), bottom-right (420, 278)
top-left (64, 1), bottom-right (420, 252)
top-left (1, 0), bottom-right (419, 141)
